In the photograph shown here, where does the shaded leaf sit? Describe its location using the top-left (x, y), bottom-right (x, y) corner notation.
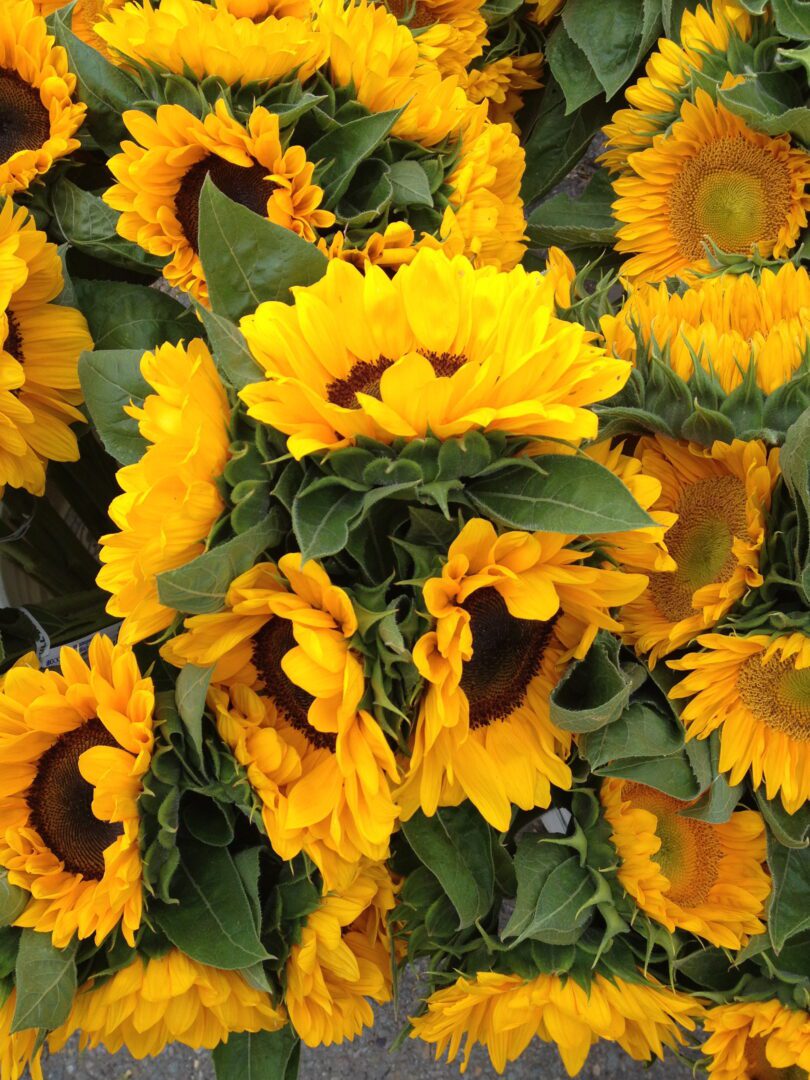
top-left (78, 349), bottom-right (148, 465)
top-left (12, 932), bottom-right (77, 1033)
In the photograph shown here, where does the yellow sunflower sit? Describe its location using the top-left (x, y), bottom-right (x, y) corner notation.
top-left (601, 261), bottom-right (810, 395)
top-left (462, 54), bottom-right (544, 132)
top-left (221, 0), bottom-right (311, 17)
top-left (411, 969), bottom-right (703, 1076)
top-left (703, 1000), bottom-right (810, 1080)
top-left (601, 778), bottom-right (770, 949)
top-left (613, 89), bottom-right (810, 283)
top-left (619, 436), bottom-right (779, 664)
top-left (286, 858), bottom-right (394, 1047)
top-left (601, 0), bottom-right (752, 174)
top-left (36, 0), bottom-right (129, 58)
top-left (48, 948), bottom-right (285, 1058)
top-left (105, 101), bottom-right (334, 305)
top-left (239, 247), bottom-right (630, 459)
top-left (0, 635), bottom-right (153, 948)
top-left (397, 518), bottom-right (647, 831)
top-left (670, 632), bottom-right (810, 815)
top-left (97, 338), bottom-right (231, 646)
top-left (0, 200), bottom-right (91, 496)
top-left (527, 0), bottom-right (563, 24)
top-left (163, 556), bottom-right (399, 889)
top-left (382, 0), bottom-right (488, 76)
top-left (0, 993), bottom-right (43, 1080)
top-left (0, 1), bottom-right (85, 195)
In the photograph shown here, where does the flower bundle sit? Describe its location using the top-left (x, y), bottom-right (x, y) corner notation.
top-left (0, 0), bottom-right (807, 1078)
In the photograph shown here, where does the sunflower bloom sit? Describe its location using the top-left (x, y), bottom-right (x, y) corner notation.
top-left (0, 993), bottom-right (43, 1080)
top-left (36, 0), bottom-right (129, 58)
top-left (382, 0), bottom-right (488, 75)
top-left (48, 949), bottom-right (285, 1058)
top-left (462, 54), bottom-right (544, 131)
top-left (601, 778), bottom-right (770, 948)
top-left (0, 636), bottom-right (153, 947)
top-left (97, 339), bottom-right (231, 645)
top-left (411, 970), bottom-right (703, 1076)
top-left (397, 518), bottom-right (648, 830)
top-left (703, 1000), bottom-right (810, 1080)
top-left (240, 248), bottom-right (630, 460)
top-left (286, 859), bottom-right (394, 1047)
top-left (670, 632), bottom-right (810, 814)
top-left (0, 201), bottom-right (92, 496)
top-left (613, 89), bottom-right (810, 283)
top-left (601, 262), bottom-right (810, 395)
top-left (620, 436), bottom-right (779, 664)
top-left (105, 102), bottom-right (334, 305)
top-left (222, 0), bottom-right (311, 17)
top-left (527, 0), bottom-right (563, 24)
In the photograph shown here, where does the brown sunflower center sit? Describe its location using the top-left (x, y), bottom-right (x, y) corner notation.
top-left (27, 719), bottom-right (122, 881)
top-left (3, 311), bottom-right (22, 363)
top-left (326, 352), bottom-right (466, 408)
top-left (668, 136), bottom-right (792, 259)
top-left (252, 617), bottom-right (336, 751)
top-left (175, 154), bottom-right (276, 254)
top-left (385, 0), bottom-right (436, 27)
top-left (648, 475), bottom-right (748, 622)
top-left (737, 653), bottom-right (810, 742)
top-left (458, 587), bottom-right (554, 728)
top-left (623, 782), bottom-right (722, 907)
top-left (0, 69), bottom-right (51, 163)
top-left (745, 1035), bottom-right (808, 1080)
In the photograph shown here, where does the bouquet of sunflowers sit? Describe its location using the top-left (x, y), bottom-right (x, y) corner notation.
top-left (0, 0), bottom-right (808, 1077)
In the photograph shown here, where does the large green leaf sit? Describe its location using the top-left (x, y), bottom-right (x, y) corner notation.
top-left (310, 109), bottom-right (404, 204)
top-left (388, 160), bottom-right (434, 208)
top-left (291, 477), bottom-right (366, 562)
top-left (213, 1027), bottom-right (300, 1080)
top-left (767, 837), bottom-right (810, 950)
top-left (78, 349), bottom-right (149, 465)
top-left (175, 664), bottom-right (213, 757)
top-left (527, 169), bottom-right (616, 248)
top-left (0, 871), bottom-right (28, 927)
top-left (771, 0), bottom-right (810, 38)
top-left (12, 932), bottom-right (77, 1033)
top-left (562, 0), bottom-right (662, 99)
top-left (550, 632), bottom-right (643, 734)
top-left (502, 839), bottom-right (593, 945)
top-left (73, 279), bottom-right (196, 351)
top-left (579, 701), bottom-right (684, 768)
top-left (719, 76), bottom-right (810, 144)
top-left (197, 305), bottom-right (265, 390)
top-left (756, 790), bottom-right (810, 849)
top-left (545, 22), bottom-right (604, 112)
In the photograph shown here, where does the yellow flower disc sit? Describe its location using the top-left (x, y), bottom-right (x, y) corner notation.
top-left (704, 1001), bottom-right (810, 1080)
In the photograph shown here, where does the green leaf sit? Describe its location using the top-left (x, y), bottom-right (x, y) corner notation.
top-left (0, 871), bottom-right (28, 927)
top-left (157, 519), bottom-right (280, 615)
top-left (597, 748), bottom-right (704, 800)
top-left (310, 108), bottom-right (404, 204)
top-left (767, 837), bottom-right (810, 951)
top-left (579, 700), bottom-right (684, 769)
top-left (78, 349), bottom-right (149, 465)
top-left (771, 0), bottom-right (810, 38)
top-left (550, 632), bottom-right (643, 733)
top-left (563, 0), bottom-right (662, 99)
top-left (198, 177), bottom-right (327, 322)
top-left (73, 279), bottom-right (196, 351)
top-left (183, 794), bottom-right (235, 848)
top-left (680, 773), bottom-right (743, 824)
top-left (175, 665), bottom-right (212, 756)
top-left (545, 23), bottom-right (604, 112)
top-left (388, 160), bottom-right (434, 208)
top-left (154, 838), bottom-right (270, 969)
top-left (757, 790), bottom-right (810, 849)
top-left (527, 169), bottom-right (616, 249)
top-left (468, 455), bottom-right (655, 533)
top-left (719, 76), bottom-right (810, 143)
top-left (197, 305), bottom-right (264, 390)
top-left (401, 805), bottom-right (495, 929)
top-left (213, 1026), bottom-right (300, 1080)
top-left (12, 932), bottom-right (77, 1033)
top-left (781, 407), bottom-right (810, 603)
top-left (502, 840), bottom-right (592, 945)
top-left (291, 477), bottom-right (366, 562)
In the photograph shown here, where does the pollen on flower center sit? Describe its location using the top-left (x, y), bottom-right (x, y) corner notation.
top-left (745, 1034), bottom-right (809, 1080)
top-left (737, 655), bottom-right (810, 742)
top-left (326, 352), bottom-right (466, 409)
top-left (174, 155), bottom-right (276, 253)
top-left (459, 586), bottom-right (554, 727)
top-left (0, 70), bottom-right (51, 161)
top-left (27, 719), bottom-right (123, 881)
top-left (668, 137), bottom-right (792, 258)
top-left (648, 475), bottom-right (748, 622)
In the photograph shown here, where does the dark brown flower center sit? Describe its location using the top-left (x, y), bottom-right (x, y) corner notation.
top-left (745, 1035), bottom-right (808, 1080)
top-left (326, 352), bottom-right (466, 408)
top-left (0, 69), bottom-right (51, 163)
top-left (174, 154), bottom-right (276, 253)
top-left (459, 587), bottom-right (554, 728)
top-left (3, 311), bottom-right (22, 363)
top-left (27, 719), bottom-right (123, 881)
top-left (386, 0), bottom-right (436, 27)
top-left (252, 617), bottom-right (336, 751)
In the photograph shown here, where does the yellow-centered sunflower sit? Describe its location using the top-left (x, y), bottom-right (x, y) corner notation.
top-left (0, 636), bottom-right (153, 947)
top-left (0, 201), bottom-right (92, 496)
top-left (703, 1000), bottom-right (810, 1080)
top-left (105, 102), bottom-right (334, 305)
top-left (48, 948), bottom-right (286, 1058)
top-left (239, 248), bottom-right (630, 460)
top-left (381, 0), bottom-right (488, 76)
top-left (462, 54), bottom-right (544, 132)
top-left (411, 969), bottom-right (703, 1076)
top-left (0, 1), bottom-right (85, 195)
top-left (601, 0), bottom-right (752, 174)
top-left (164, 556), bottom-right (399, 888)
top-left (619, 436), bottom-right (779, 664)
top-left (286, 859), bottom-right (394, 1047)
top-left (0, 993), bottom-right (43, 1080)
top-left (397, 518), bottom-right (647, 831)
top-left (97, 339), bottom-right (231, 646)
top-left (601, 262), bottom-right (810, 395)
top-left (670, 632), bottom-right (810, 815)
top-left (601, 778), bottom-right (770, 949)
top-left (613, 89), bottom-right (810, 283)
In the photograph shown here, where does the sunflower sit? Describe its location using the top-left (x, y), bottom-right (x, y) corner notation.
top-left (410, 969), bottom-right (703, 1076)
top-left (397, 518), bottom-right (647, 831)
top-left (165, 556), bottom-right (399, 888)
top-left (619, 436), bottom-right (779, 664)
top-left (48, 949), bottom-right (285, 1059)
top-left (222, 0), bottom-right (311, 17)
top-left (527, 0), bottom-right (563, 24)
top-left (703, 1001), bottom-right (810, 1080)
top-left (462, 54), bottom-right (544, 131)
top-left (601, 778), bottom-right (770, 948)
top-left (239, 248), bottom-right (630, 459)
top-left (601, 262), bottom-right (810, 395)
top-left (0, 993), bottom-right (43, 1080)
top-left (286, 859), bottom-right (394, 1047)
top-left (105, 102), bottom-right (334, 305)
top-left (0, 636), bottom-right (153, 948)
top-left (382, 0), bottom-right (488, 76)
top-left (670, 632), bottom-right (810, 815)
top-left (613, 89), bottom-right (810, 283)
top-left (97, 338), bottom-right (231, 646)
top-left (601, 0), bottom-right (752, 174)
top-left (36, 0), bottom-right (129, 58)
top-left (0, 200), bottom-right (92, 496)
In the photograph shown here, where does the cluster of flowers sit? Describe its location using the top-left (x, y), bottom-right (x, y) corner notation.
top-left (0, 0), bottom-right (807, 1078)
